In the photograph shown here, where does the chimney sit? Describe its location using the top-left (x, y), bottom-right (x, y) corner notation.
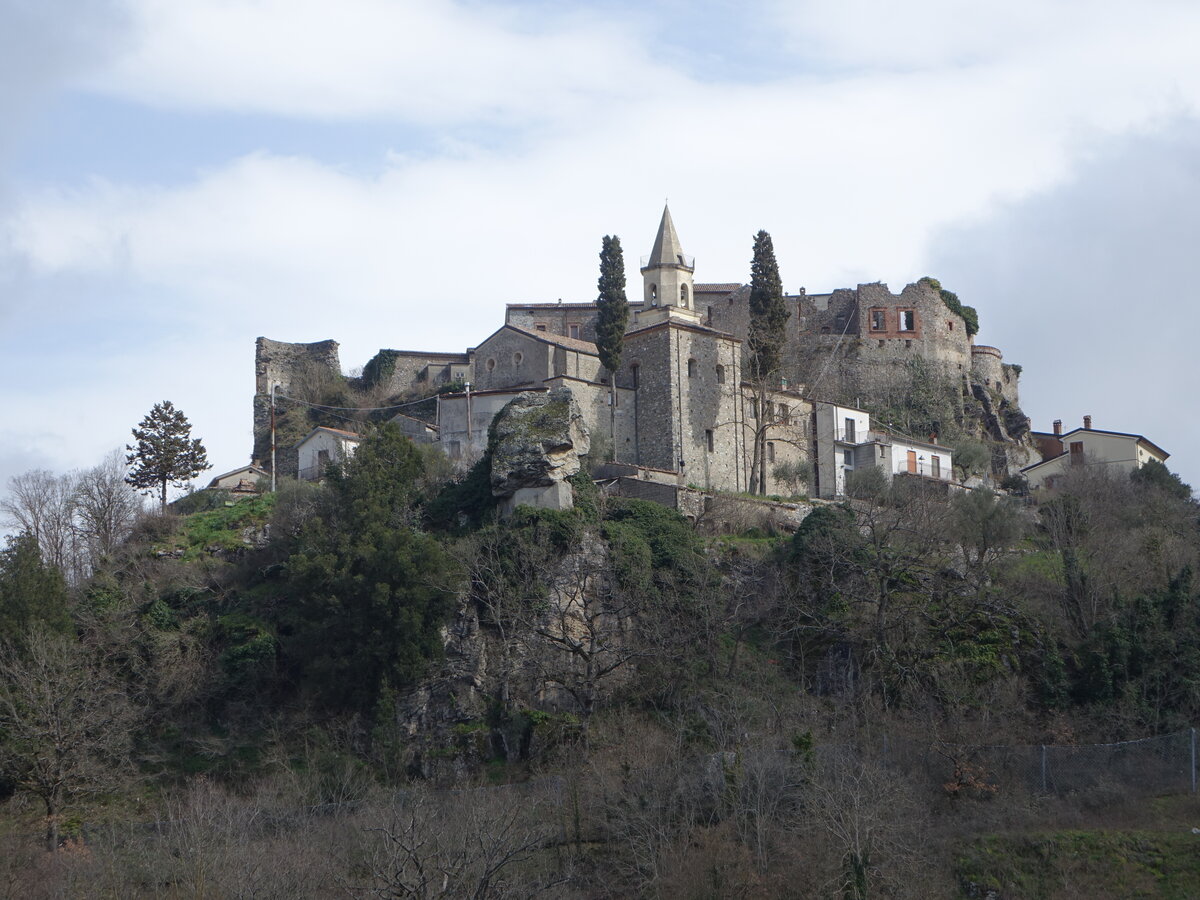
top-left (1083, 415), bottom-right (1092, 430)
top-left (1053, 420), bottom-right (1062, 436)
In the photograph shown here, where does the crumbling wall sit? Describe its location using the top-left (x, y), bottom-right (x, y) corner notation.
top-left (252, 337), bottom-right (341, 473)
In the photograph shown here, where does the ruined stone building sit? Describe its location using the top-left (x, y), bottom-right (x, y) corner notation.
top-left (253, 206), bottom-right (1030, 500)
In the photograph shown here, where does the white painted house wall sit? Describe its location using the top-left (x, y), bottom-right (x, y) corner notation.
top-left (297, 429), bottom-right (360, 480)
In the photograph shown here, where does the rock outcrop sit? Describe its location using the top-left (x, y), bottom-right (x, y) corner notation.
top-left (489, 388), bottom-right (590, 514)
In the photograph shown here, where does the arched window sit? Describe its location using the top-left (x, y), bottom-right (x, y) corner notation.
top-left (715, 364), bottom-right (725, 384)
top-left (650, 284), bottom-right (658, 306)
top-left (687, 358), bottom-right (697, 378)
top-left (680, 284), bottom-right (689, 307)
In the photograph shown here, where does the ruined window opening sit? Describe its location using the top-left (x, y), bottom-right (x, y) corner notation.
top-left (820, 326), bottom-right (831, 335)
top-left (870, 309), bottom-right (886, 331)
top-left (706, 429), bottom-right (714, 452)
top-left (767, 442), bottom-right (776, 463)
top-left (687, 358), bottom-right (697, 378)
top-left (899, 309), bottom-right (915, 331)
top-left (535, 323), bottom-right (547, 332)
top-left (680, 284), bottom-right (689, 307)
top-left (715, 364), bottom-right (725, 384)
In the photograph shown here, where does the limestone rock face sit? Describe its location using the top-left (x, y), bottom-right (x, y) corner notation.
top-left (490, 388), bottom-right (590, 504)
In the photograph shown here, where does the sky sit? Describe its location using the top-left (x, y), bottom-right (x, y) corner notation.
top-left (1, 0), bottom-right (1198, 498)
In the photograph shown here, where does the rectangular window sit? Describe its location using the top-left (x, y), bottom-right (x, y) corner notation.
top-left (535, 323), bottom-right (547, 332)
top-left (931, 455), bottom-right (941, 478)
top-left (899, 309), bottom-right (915, 331)
top-left (906, 449), bottom-right (917, 474)
top-left (569, 324), bottom-right (580, 339)
top-left (780, 405), bottom-right (790, 425)
top-left (844, 417), bottom-right (856, 443)
top-left (706, 429), bottom-right (714, 452)
top-left (750, 398), bottom-right (758, 419)
top-left (449, 441), bottom-right (462, 460)
top-left (870, 309), bottom-right (886, 331)
top-left (843, 449), bottom-right (853, 466)
top-left (767, 442), bottom-right (776, 463)
top-left (1070, 441), bottom-right (1084, 464)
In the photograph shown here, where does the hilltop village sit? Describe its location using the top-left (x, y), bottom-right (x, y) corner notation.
top-left (247, 207), bottom-right (1167, 509)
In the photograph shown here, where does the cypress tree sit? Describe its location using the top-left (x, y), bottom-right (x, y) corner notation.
top-left (746, 229), bottom-right (788, 384)
top-left (595, 235), bottom-right (629, 373)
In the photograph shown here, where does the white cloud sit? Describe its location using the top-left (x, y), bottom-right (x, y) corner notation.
top-left (5, 0), bottom-right (1200, 491)
top-left (92, 0), bottom-right (676, 125)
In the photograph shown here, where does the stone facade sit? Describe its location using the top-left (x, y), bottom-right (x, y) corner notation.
top-left (251, 205), bottom-right (1029, 499)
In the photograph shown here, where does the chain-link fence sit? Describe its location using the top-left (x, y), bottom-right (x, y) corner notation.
top-left (879, 728), bottom-right (1198, 797)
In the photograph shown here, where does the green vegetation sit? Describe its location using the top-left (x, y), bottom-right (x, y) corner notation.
top-left (956, 830), bottom-right (1200, 899)
top-left (4, 419), bottom-right (1200, 895)
top-left (922, 275), bottom-right (980, 336)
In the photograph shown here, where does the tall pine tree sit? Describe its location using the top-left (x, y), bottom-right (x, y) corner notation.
top-left (746, 229), bottom-right (788, 384)
top-left (125, 401), bottom-right (210, 511)
top-left (595, 234), bottom-right (629, 457)
top-left (745, 230), bottom-right (789, 493)
top-left (595, 234), bottom-right (629, 373)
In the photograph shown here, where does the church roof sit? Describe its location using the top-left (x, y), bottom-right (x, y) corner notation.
top-left (695, 283), bottom-right (743, 293)
top-left (506, 324), bottom-right (599, 354)
top-left (643, 204), bottom-right (694, 271)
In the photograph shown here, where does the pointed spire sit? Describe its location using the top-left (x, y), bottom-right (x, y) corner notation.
top-left (645, 204), bottom-right (693, 271)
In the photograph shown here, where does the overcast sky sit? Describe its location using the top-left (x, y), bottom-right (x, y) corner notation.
top-left (1, 0), bottom-right (1198, 498)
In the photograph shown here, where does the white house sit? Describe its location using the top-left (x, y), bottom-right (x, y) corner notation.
top-left (813, 401), bottom-right (955, 499)
top-left (1022, 416), bottom-right (1169, 490)
top-left (296, 427), bottom-right (361, 481)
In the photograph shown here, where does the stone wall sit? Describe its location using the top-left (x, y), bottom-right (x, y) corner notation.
top-left (379, 350), bottom-right (470, 395)
top-left (253, 337), bottom-right (342, 471)
top-left (619, 322), bottom-right (747, 492)
top-left (473, 328), bottom-right (556, 391)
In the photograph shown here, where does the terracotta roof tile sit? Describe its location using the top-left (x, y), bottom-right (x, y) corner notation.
top-left (506, 324), bottom-right (599, 354)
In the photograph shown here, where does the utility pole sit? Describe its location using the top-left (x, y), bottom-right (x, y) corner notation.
top-left (465, 381), bottom-right (473, 444)
top-left (270, 382), bottom-right (278, 492)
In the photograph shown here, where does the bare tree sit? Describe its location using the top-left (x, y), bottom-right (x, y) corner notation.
top-left (72, 449), bottom-right (143, 567)
top-left (803, 749), bottom-right (926, 900)
top-left (344, 784), bottom-right (567, 898)
top-left (1, 469), bottom-right (78, 575)
top-left (0, 627), bottom-right (139, 851)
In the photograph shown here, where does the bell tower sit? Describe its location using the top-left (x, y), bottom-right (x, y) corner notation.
top-left (639, 204), bottom-right (699, 325)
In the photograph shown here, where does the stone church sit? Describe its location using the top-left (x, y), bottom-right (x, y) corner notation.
top-left (255, 206), bottom-right (1025, 499)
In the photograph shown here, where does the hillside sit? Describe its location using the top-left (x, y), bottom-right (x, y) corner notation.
top-left (1, 423), bottom-right (1199, 898)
